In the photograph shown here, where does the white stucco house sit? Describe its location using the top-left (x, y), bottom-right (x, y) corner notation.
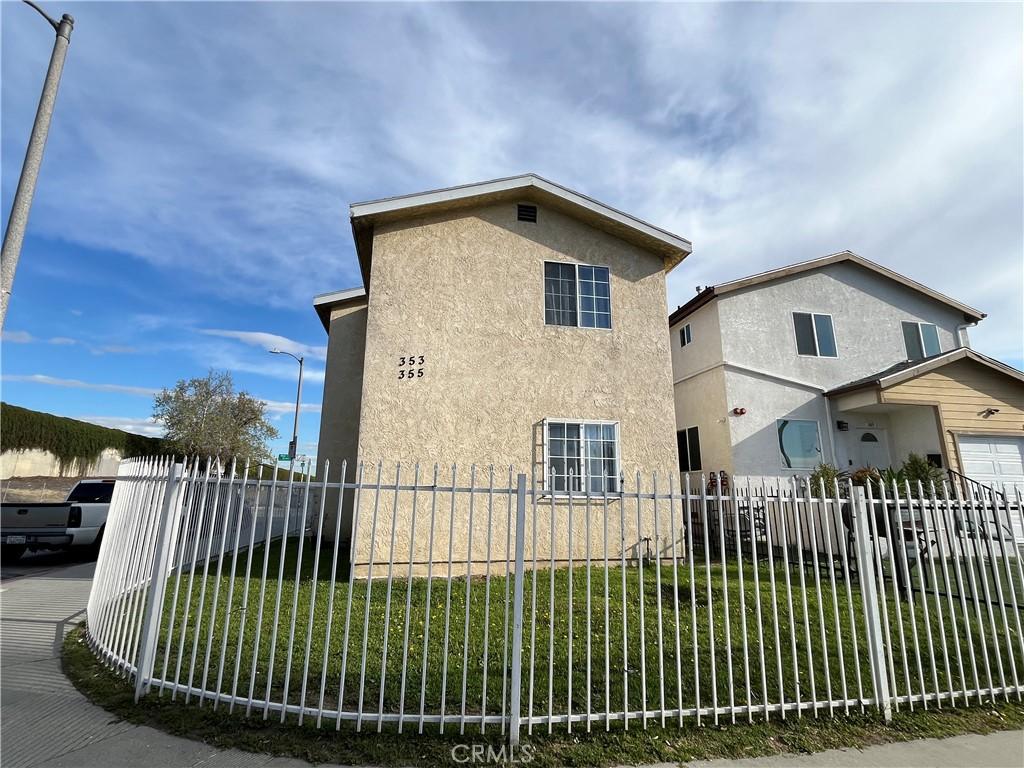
top-left (669, 251), bottom-right (1024, 487)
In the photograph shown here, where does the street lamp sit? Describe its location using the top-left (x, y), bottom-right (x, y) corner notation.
top-left (269, 348), bottom-right (304, 464)
top-left (1, 1), bottom-right (75, 331)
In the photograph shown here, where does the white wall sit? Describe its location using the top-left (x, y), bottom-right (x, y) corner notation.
top-left (717, 261), bottom-right (967, 391)
top-left (669, 300), bottom-right (723, 380)
top-left (0, 448), bottom-right (123, 480)
top-left (889, 406), bottom-right (944, 467)
top-left (725, 369), bottom-right (836, 478)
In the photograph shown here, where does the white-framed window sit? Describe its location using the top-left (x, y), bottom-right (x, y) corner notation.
top-left (544, 419), bottom-right (620, 493)
top-left (793, 312), bottom-right (837, 357)
top-left (544, 261), bottom-right (611, 329)
top-left (679, 323), bottom-right (692, 347)
top-left (902, 321), bottom-right (941, 361)
top-left (777, 419), bottom-right (823, 469)
top-left (677, 426), bottom-right (701, 472)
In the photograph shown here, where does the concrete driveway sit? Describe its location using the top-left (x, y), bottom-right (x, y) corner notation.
top-left (0, 553), bottom-right (337, 768)
top-left (1, 554), bottom-right (1021, 768)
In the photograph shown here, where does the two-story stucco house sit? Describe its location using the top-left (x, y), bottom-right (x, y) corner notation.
top-left (669, 251), bottom-right (1024, 487)
top-left (314, 174), bottom-right (691, 556)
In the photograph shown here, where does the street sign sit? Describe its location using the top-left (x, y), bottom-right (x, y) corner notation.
top-left (277, 454), bottom-right (291, 461)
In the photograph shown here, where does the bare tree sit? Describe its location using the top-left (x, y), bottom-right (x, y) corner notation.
top-left (153, 371), bottom-right (278, 462)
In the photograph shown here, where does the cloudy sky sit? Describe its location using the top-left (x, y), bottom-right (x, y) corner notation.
top-left (2, 1), bottom-right (1021, 458)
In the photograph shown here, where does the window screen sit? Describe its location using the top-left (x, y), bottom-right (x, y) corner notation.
top-left (920, 323), bottom-right (940, 357)
top-left (544, 262), bottom-right (577, 327)
top-left (793, 312), bottom-right (818, 355)
top-left (677, 426), bottom-right (701, 472)
top-left (777, 419), bottom-right (822, 469)
top-left (546, 420), bottom-right (618, 493)
top-left (578, 266), bottom-right (611, 329)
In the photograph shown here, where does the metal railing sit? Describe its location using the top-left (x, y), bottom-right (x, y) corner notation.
top-left (85, 456), bottom-right (1024, 745)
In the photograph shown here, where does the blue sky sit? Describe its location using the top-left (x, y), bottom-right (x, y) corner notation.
top-left (2, 1), bottom-right (1022, 459)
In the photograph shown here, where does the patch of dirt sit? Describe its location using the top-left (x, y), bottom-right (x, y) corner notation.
top-left (1, 476), bottom-right (78, 503)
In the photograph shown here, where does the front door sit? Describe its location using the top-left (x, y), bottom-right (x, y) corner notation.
top-left (856, 428), bottom-right (891, 469)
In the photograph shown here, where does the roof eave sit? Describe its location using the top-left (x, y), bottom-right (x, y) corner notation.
top-left (349, 174), bottom-right (692, 286)
top-left (312, 286), bottom-right (367, 332)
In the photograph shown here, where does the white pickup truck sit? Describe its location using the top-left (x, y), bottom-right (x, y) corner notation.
top-left (1, 479), bottom-right (115, 561)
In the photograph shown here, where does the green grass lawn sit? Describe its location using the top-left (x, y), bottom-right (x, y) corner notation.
top-left (65, 624), bottom-right (1024, 767)
top-left (124, 536), bottom-right (1024, 732)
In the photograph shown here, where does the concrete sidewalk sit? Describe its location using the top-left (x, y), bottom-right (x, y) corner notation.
top-left (1, 556), bottom-right (1021, 768)
top-left (0, 557), bottom-right (346, 768)
top-left (680, 729), bottom-right (1024, 767)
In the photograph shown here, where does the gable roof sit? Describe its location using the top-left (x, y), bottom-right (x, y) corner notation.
top-left (313, 286), bottom-right (366, 331)
top-left (668, 250), bottom-right (985, 327)
top-left (825, 347), bottom-right (1024, 397)
top-left (349, 174), bottom-right (692, 288)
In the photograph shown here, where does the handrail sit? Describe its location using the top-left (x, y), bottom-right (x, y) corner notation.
top-left (947, 467), bottom-right (1005, 502)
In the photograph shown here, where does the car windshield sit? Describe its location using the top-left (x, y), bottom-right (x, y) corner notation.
top-left (66, 482), bottom-right (115, 503)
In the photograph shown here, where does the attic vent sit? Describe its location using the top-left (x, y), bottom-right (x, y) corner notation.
top-left (517, 203), bottom-right (538, 223)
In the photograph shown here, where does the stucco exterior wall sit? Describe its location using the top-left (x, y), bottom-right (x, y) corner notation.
top-left (669, 300), bottom-right (723, 380)
top-left (347, 202), bottom-right (679, 566)
top-left (673, 366), bottom-right (732, 479)
top-left (316, 300), bottom-right (368, 541)
top-left (717, 261), bottom-right (967, 391)
top-left (888, 406), bottom-right (943, 467)
top-left (724, 369), bottom-right (836, 479)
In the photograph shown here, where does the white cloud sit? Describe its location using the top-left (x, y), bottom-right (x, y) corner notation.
top-left (199, 329), bottom-right (327, 361)
top-left (48, 337), bottom-right (77, 346)
top-left (261, 399), bottom-right (321, 416)
top-left (1, 374), bottom-right (159, 397)
top-left (2, 330), bottom-right (34, 343)
top-left (3, 2), bottom-right (1019, 365)
top-left (76, 415), bottom-right (165, 438)
top-left (2, 373), bottom-right (319, 417)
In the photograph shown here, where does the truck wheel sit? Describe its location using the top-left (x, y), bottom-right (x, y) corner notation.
top-left (89, 527), bottom-right (105, 559)
top-left (2, 545), bottom-right (26, 562)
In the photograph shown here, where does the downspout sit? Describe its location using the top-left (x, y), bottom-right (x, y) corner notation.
top-left (954, 321), bottom-right (977, 349)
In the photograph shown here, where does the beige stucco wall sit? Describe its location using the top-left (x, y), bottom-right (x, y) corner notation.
top-left (345, 201), bottom-right (679, 569)
top-left (673, 366), bottom-right (733, 481)
top-left (316, 299), bottom-right (368, 542)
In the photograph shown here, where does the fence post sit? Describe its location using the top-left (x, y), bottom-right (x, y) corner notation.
top-left (134, 461), bottom-right (184, 702)
top-left (508, 473), bottom-right (528, 748)
top-left (852, 487), bottom-right (892, 722)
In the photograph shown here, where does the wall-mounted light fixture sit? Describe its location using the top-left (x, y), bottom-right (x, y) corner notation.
top-left (982, 407), bottom-right (1000, 418)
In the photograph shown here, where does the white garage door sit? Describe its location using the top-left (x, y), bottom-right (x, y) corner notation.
top-left (958, 435), bottom-right (1024, 492)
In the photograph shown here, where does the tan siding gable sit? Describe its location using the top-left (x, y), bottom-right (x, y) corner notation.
top-left (882, 360), bottom-right (1024, 472)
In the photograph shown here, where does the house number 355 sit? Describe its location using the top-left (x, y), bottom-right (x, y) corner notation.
top-left (398, 355), bottom-right (425, 380)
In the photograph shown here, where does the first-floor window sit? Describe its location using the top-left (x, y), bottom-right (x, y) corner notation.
top-left (546, 420), bottom-right (619, 493)
top-left (677, 426), bottom-right (701, 472)
top-left (777, 419), bottom-right (822, 469)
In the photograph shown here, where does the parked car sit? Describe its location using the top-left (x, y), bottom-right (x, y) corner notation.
top-left (1, 478), bottom-right (115, 561)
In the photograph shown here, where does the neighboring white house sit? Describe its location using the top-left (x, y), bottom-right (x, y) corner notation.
top-left (669, 250), bottom-right (1024, 485)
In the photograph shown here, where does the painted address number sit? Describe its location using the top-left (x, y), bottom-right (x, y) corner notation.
top-left (398, 355), bottom-right (425, 381)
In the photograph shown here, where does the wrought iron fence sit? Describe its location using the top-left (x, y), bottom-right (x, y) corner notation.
top-left (85, 456), bottom-right (1024, 745)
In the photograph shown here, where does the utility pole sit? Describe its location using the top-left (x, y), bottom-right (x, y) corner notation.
top-left (0, 2), bottom-right (74, 331)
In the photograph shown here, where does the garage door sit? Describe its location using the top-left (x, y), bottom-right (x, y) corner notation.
top-left (958, 435), bottom-right (1024, 491)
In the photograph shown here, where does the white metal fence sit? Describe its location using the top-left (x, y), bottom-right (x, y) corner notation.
top-left (85, 456), bottom-right (1024, 745)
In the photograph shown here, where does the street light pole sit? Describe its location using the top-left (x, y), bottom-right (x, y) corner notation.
top-left (269, 348), bottom-right (304, 465)
top-left (0, 1), bottom-right (75, 331)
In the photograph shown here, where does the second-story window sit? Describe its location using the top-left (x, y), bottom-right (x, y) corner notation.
top-left (793, 312), bottom-right (837, 357)
top-left (679, 323), bottom-right (692, 347)
top-left (544, 261), bottom-right (611, 329)
top-left (902, 321), bottom-right (941, 361)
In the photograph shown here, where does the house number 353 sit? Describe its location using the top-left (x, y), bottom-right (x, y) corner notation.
top-left (398, 355), bottom-right (425, 380)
